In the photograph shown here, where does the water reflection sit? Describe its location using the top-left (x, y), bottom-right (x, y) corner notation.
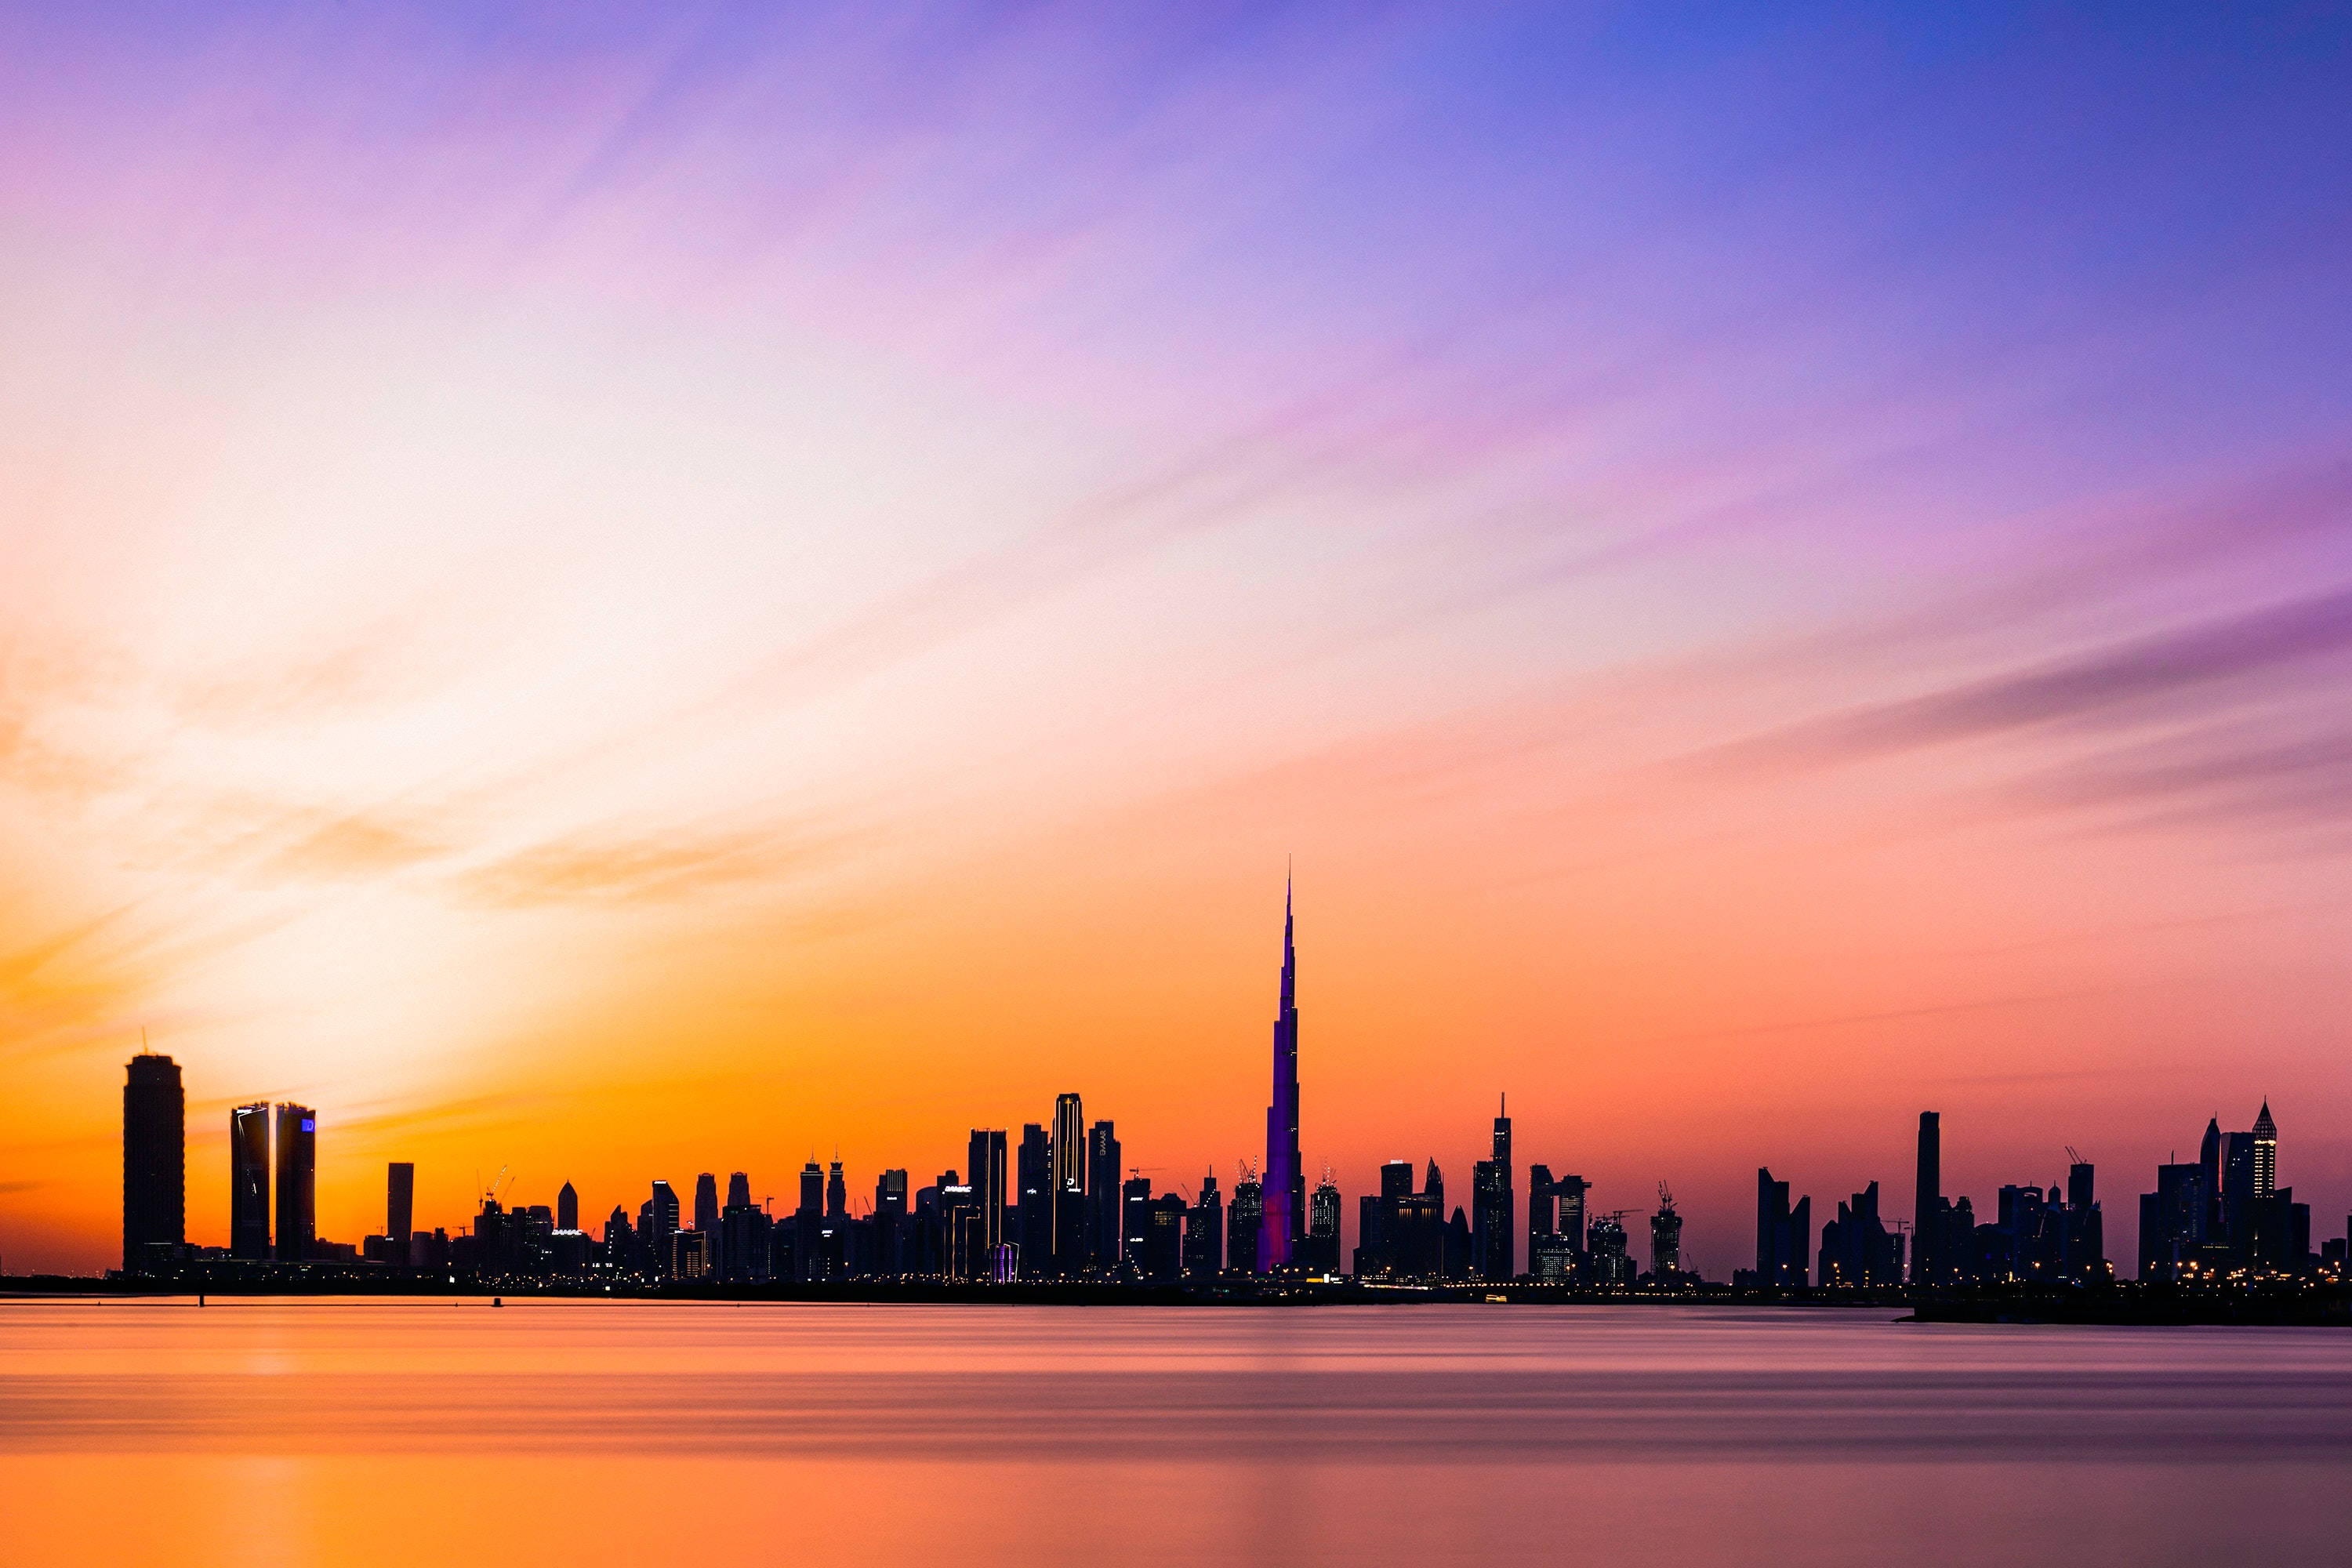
top-left (5, 1300), bottom-right (2350, 1566)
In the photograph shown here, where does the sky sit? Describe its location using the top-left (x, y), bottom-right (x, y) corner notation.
top-left (3, 2), bottom-right (2350, 1277)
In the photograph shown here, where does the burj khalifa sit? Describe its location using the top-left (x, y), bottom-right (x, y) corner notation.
top-left (1259, 880), bottom-right (1302, 1271)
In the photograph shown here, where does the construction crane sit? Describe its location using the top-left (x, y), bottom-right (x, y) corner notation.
top-left (1656, 1181), bottom-right (1675, 1211)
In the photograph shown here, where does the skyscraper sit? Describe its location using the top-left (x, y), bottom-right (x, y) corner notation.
top-left (389, 1163), bottom-right (416, 1245)
top-left (967, 1130), bottom-right (1007, 1253)
top-left (555, 1178), bottom-right (577, 1233)
top-left (2253, 1102), bottom-right (2278, 1197)
top-left (1473, 1095), bottom-right (1514, 1280)
top-left (645, 1179), bottom-right (681, 1277)
top-left (230, 1103), bottom-right (270, 1261)
top-left (1017, 1124), bottom-right (1051, 1275)
top-left (1914, 1112), bottom-right (1941, 1286)
top-left (724, 1171), bottom-right (750, 1210)
top-left (122, 1052), bottom-right (184, 1272)
top-left (1261, 880), bottom-right (1301, 1271)
top-left (1051, 1093), bottom-right (1086, 1272)
top-left (273, 1103), bottom-right (315, 1264)
top-left (1755, 1167), bottom-right (1811, 1289)
top-left (1087, 1120), bottom-right (1121, 1265)
top-left (1229, 1164), bottom-right (1264, 1274)
top-left (1650, 1185), bottom-right (1682, 1277)
top-left (695, 1173), bottom-right (720, 1236)
top-left (1185, 1170), bottom-right (1224, 1278)
top-left (1307, 1168), bottom-right (1342, 1272)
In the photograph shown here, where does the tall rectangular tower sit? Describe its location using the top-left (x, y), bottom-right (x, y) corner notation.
top-left (230, 1103), bottom-right (271, 1261)
top-left (1051, 1094), bottom-right (1085, 1272)
top-left (967, 1129), bottom-right (1007, 1251)
top-left (274, 1104), bottom-right (316, 1263)
top-left (1087, 1121), bottom-right (1122, 1265)
top-left (387, 1162), bottom-right (415, 1245)
top-left (122, 1053), bottom-right (185, 1271)
top-left (1914, 1112), bottom-right (1941, 1286)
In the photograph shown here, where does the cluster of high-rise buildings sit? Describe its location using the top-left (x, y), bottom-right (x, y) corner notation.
top-left (107, 890), bottom-right (2347, 1291)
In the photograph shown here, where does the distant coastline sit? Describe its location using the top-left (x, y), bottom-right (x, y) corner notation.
top-left (7, 1275), bottom-right (2348, 1324)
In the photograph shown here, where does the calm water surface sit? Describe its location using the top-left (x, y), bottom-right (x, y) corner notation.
top-left (5, 1298), bottom-right (2350, 1566)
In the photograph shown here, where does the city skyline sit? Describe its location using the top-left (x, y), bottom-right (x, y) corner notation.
top-left (5, 6), bottom-right (2352, 1279)
top-left (78, 893), bottom-right (2351, 1285)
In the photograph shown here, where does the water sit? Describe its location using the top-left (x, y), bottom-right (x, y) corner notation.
top-left (5, 1298), bottom-right (2350, 1566)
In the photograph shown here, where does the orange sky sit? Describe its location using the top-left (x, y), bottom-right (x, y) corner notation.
top-left (5, 7), bottom-right (2352, 1276)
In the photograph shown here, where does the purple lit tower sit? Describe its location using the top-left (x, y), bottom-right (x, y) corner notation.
top-left (1259, 880), bottom-right (1302, 1271)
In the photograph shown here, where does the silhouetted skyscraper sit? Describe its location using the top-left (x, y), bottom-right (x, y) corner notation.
top-left (230, 1102), bottom-right (270, 1261)
top-left (1087, 1120), bottom-right (1121, 1265)
top-left (1914, 1112), bottom-right (1940, 1285)
top-left (273, 1104), bottom-right (315, 1264)
top-left (694, 1173), bottom-right (720, 1236)
top-left (2139, 1161), bottom-right (2209, 1279)
top-left (2253, 1102), bottom-right (2278, 1197)
top-left (1185, 1171), bottom-right (1224, 1278)
top-left (1473, 1095), bottom-right (1514, 1280)
top-left (1017, 1124), bottom-right (1051, 1276)
top-left (1650, 1185), bottom-right (1682, 1277)
top-left (724, 1171), bottom-right (750, 1210)
top-left (389, 1163), bottom-right (416, 1245)
top-left (1229, 1164), bottom-right (1264, 1273)
top-left (967, 1130), bottom-right (1007, 1252)
top-left (826, 1160), bottom-right (847, 1220)
top-left (556, 1178), bottom-right (577, 1233)
top-left (1306, 1169), bottom-right (1342, 1272)
top-left (1755, 1167), bottom-right (1810, 1288)
top-left (122, 1052), bottom-right (183, 1272)
top-left (1051, 1094), bottom-right (1085, 1272)
top-left (1261, 881), bottom-right (1302, 1270)
top-left (646, 1179), bottom-right (681, 1276)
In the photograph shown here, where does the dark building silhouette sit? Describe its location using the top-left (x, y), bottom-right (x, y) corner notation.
top-left (273, 1104), bottom-right (315, 1263)
top-left (1472, 1095), bottom-right (1514, 1281)
top-left (390, 1163), bottom-right (416, 1246)
top-left (1121, 1174), bottom-right (1153, 1265)
top-left (1261, 881), bottom-right (1302, 1270)
top-left (794, 1160), bottom-right (823, 1280)
top-left (1016, 1124), bottom-right (1051, 1276)
top-left (1185, 1171), bottom-right (1224, 1277)
top-left (826, 1159), bottom-right (847, 1220)
top-left (967, 1130), bottom-right (1007, 1255)
top-left (1305, 1170), bottom-right (1342, 1272)
top-left (875, 1168), bottom-right (909, 1270)
top-left (644, 1179), bottom-right (681, 1277)
top-left (1649, 1185), bottom-right (1682, 1278)
top-left (694, 1173), bottom-right (720, 1237)
top-left (1142, 1193), bottom-right (1186, 1282)
top-left (1818, 1181), bottom-right (1901, 1287)
top-left (230, 1102), bottom-right (270, 1261)
top-left (1555, 1173), bottom-right (1588, 1259)
top-left (1913, 1112), bottom-right (1940, 1285)
top-left (1443, 1204), bottom-right (1472, 1279)
top-left (1087, 1121), bottom-right (1121, 1266)
top-left (1355, 1158), bottom-right (1414, 1276)
top-left (122, 1052), bottom-right (184, 1272)
top-left (1051, 1093), bottom-right (1086, 1273)
top-left (1755, 1168), bottom-right (1810, 1288)
top-left (1393, 1161), bottom-right (1446, 1278)
top-left (1229, 1165), bottom-right (1264, 1273)
top-left (1586, 1211), bottom-right (1632, 1284)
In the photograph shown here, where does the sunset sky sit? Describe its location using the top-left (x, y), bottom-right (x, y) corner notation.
top-left (4, 4), bottom-right (2350, 1276)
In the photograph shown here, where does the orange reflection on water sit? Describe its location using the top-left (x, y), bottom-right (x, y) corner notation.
top-left (8, 1299), bottom-right (2352, 1566)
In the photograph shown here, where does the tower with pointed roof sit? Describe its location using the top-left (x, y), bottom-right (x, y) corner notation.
top-left (2252, 1102), bottom-right (2278, 1198)
top-left (1260, 878), bottom-right (1302, 1270)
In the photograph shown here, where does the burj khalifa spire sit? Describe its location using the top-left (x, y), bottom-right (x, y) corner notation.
top-left (1260, 876), bottom-right (1301, 1271)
